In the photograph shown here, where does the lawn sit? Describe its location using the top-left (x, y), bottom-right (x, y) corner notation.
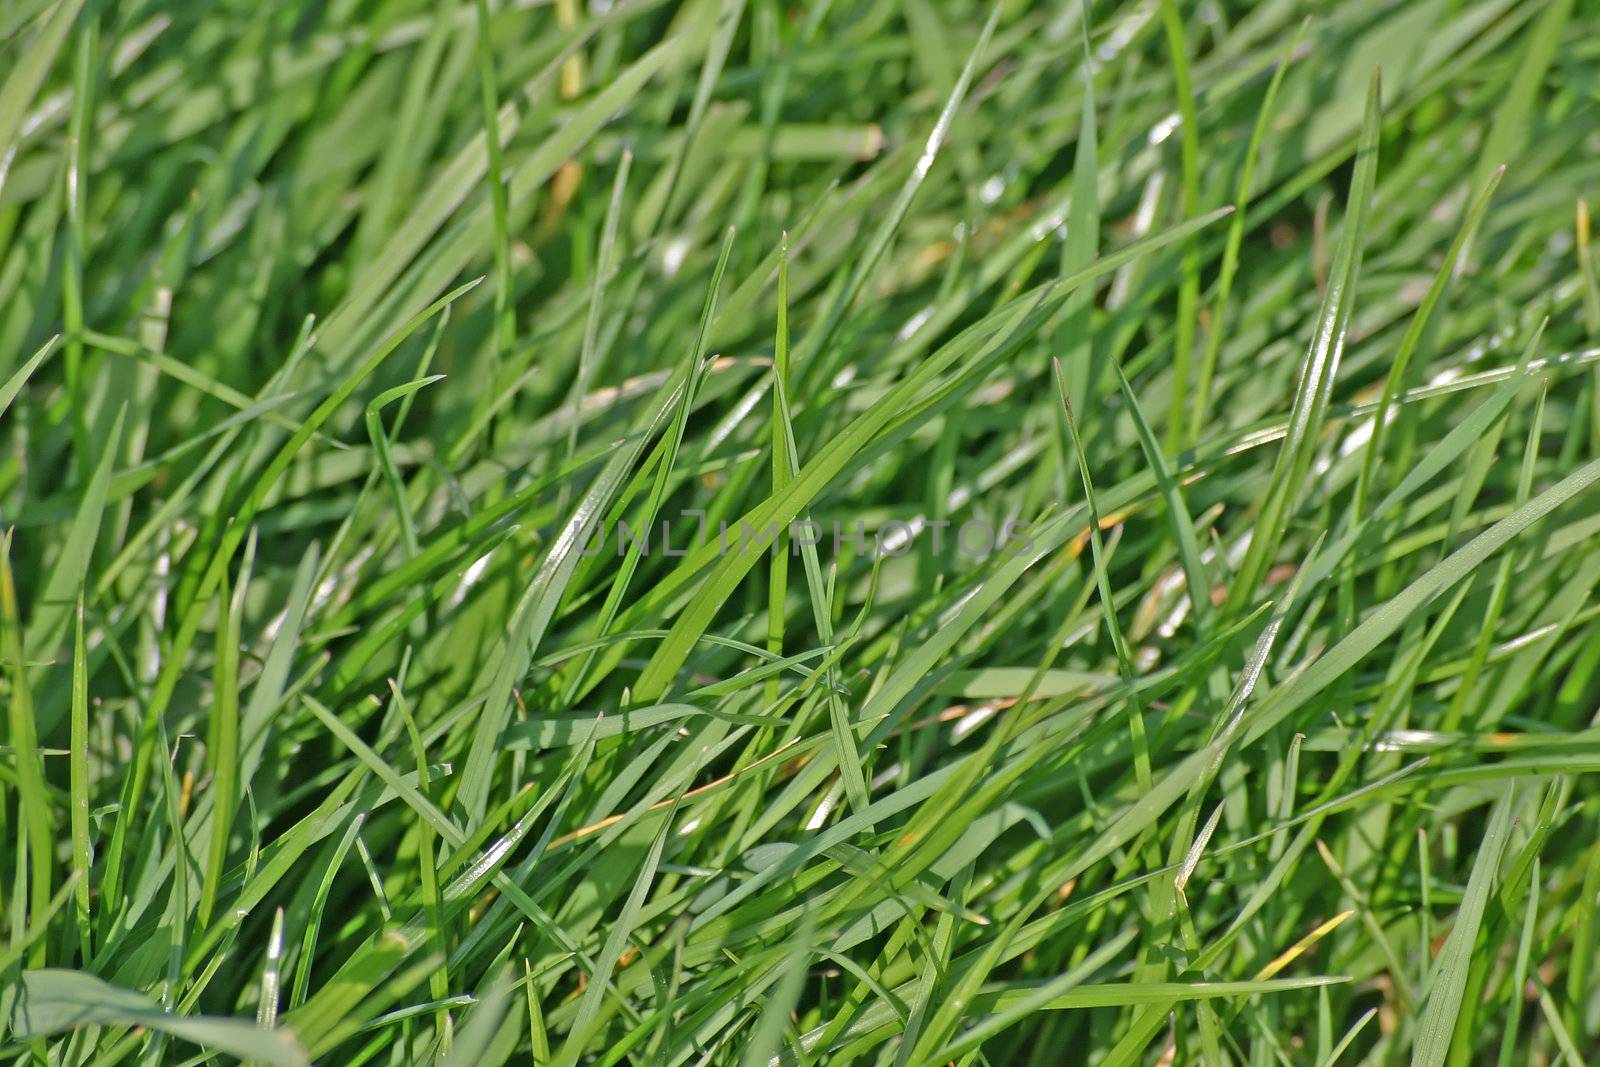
top-left (2, 0), bottom-right (1599, 1063)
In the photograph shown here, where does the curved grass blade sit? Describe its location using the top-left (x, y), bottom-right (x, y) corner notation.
top-left (7, 969), bottom-right (307, 1067)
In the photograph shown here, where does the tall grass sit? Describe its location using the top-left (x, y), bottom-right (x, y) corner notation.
top-left (1, 0), bottom-right (1598, 1063)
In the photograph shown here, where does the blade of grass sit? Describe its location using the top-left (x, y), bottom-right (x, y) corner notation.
top-left (68, 593), bottom-right (90, 961)
top-left (0, 530), bottom-right (52, 969)
top-left (1411, 785), bottom-right (1515, 1067)
top-left (1055, 358), bottom-right (1150, 789)
top-left (197, 534), bottom-right (251, 929)
top-left (1056, 2), bottom-right (1099, 431)
top-left (1157, 0), bottom-right (1202, 451)
top-left (1223, 70), bottom-right (1381, 619)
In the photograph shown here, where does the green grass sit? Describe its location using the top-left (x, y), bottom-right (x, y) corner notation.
top-left (2, 0), bottom-right (1599, 1063)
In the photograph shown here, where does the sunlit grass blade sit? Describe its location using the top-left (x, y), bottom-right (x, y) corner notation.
top-left (1223, 70), bottom-right (1381, 619)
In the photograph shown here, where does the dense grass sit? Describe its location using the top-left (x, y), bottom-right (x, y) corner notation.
top-left (3, 0), bottom-right (1600, 1063)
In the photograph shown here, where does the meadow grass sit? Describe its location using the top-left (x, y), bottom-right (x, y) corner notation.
top-left (2, 0), bottom-right (1600, 1063)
